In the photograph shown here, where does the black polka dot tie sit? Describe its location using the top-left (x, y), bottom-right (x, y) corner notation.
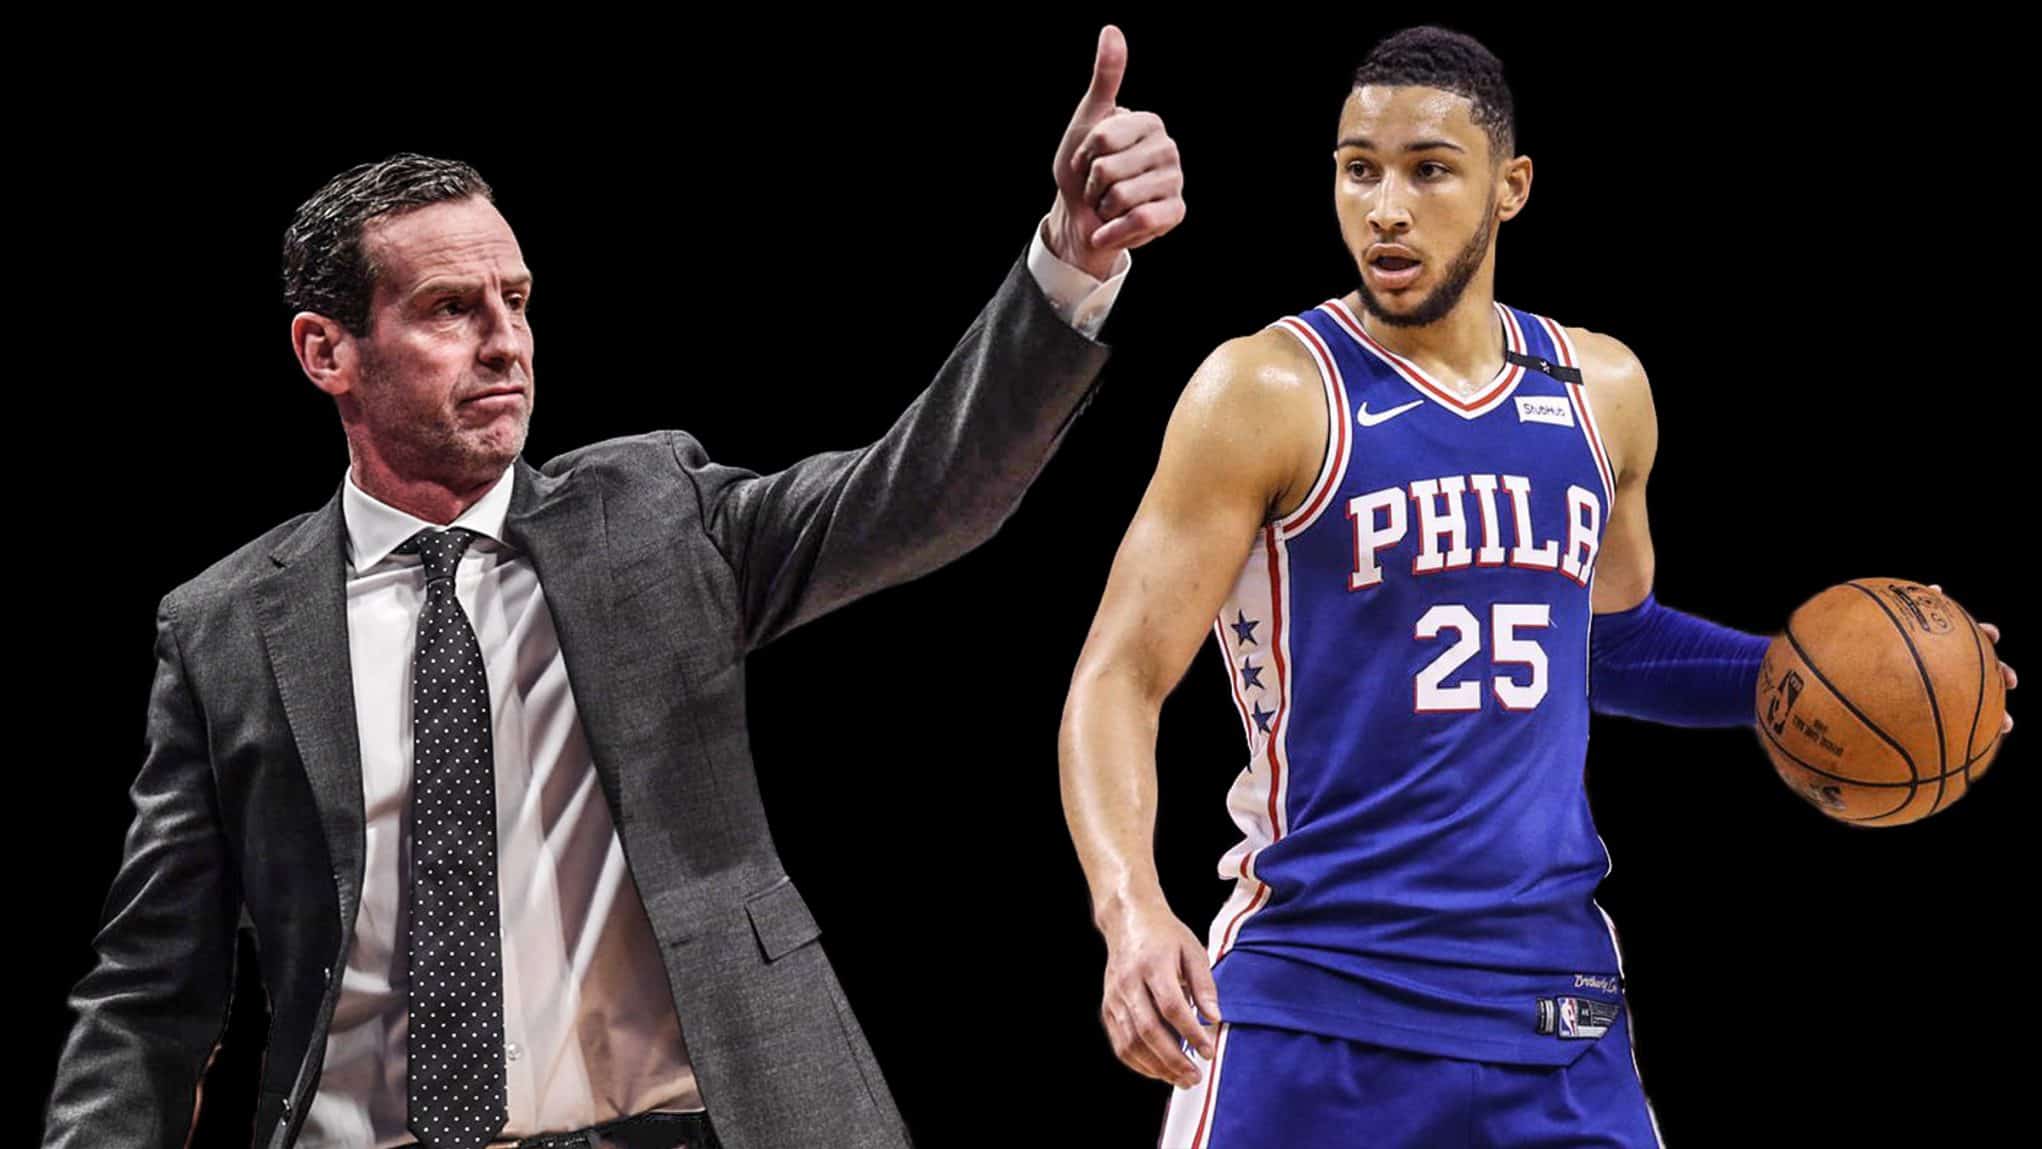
top-left (397, 527), bottom-right (507, 1149)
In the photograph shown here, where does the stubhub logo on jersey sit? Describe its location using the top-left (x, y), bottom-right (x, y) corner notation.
top-left (1515, 395), bottom-right (1576, 427)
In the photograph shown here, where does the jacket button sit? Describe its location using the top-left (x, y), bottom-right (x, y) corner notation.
top-left (280, 1096), bottom-right (292, 1114)
top-left (322, 966), bottom-right (332, 983)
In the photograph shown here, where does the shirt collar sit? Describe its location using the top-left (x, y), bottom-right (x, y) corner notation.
top-left (342, 463), bottom-right (518, 572)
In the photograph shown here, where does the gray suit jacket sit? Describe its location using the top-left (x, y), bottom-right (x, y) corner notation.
top-left (46, 244), bottom-right (1111, 1149)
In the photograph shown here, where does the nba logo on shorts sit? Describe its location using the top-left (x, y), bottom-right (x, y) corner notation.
top-left (1557, 997), bottom-right (1580, 1037)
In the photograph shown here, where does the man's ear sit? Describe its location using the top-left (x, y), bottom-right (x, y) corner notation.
top-left (292, 311), bottom-right (357, 397)
top-left (1496, 154), bottom-right (1533, 222)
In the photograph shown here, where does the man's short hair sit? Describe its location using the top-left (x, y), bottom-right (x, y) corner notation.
top-left (281, 153), bottom-right (494, 335)
top-left (1353, 26), bottom-right (1516, 162)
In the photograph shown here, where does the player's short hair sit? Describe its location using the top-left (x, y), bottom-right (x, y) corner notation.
top-left (1353, 26), bottom-right (1516, 163)
top-left (282, 153), bottom-right (495, 335)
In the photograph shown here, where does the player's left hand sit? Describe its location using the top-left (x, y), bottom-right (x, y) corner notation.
top-left (1931, 585), bottom-right (2016, 735)
top-left (1047, 25), bottom-right (1185, 281)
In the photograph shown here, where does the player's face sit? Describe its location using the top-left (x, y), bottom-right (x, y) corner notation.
top-left (1334, 85), bottom-right (1520, 327)
top-left (346, 196), bottom-right (535, 489)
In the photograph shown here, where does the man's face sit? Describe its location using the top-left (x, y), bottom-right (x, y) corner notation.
top-left (346, 195), bottom-right (534, 488)
top-left (1334, 85), bottom-right (1509, 327)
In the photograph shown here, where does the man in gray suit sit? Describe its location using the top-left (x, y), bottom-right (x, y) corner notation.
top-left (46, 26), bottom-right (1183, 1149)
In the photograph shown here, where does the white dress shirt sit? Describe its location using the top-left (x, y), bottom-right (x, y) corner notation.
top-left (301, 222), bottom-right (1126, 1146)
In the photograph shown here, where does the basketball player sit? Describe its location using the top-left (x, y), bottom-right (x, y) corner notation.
top-left (1057, 26), bottom-right (2017, 1148)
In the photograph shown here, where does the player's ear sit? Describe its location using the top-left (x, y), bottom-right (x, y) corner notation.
top-left (1496, 153), bottom-right (1532, 222)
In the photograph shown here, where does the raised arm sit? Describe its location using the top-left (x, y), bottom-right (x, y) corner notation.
top-left (46, 598), bottom-right (242, 1148)
top-left (673, 243), bottom-right (1109, 653)
top-left (677, 26), bottom-right (1185, 653)
top-left (1059, 329), bottom-right (1324, 1089)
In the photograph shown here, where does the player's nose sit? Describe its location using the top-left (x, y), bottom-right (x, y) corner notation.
top-left (1366, 178), bottom-right (1413, 233)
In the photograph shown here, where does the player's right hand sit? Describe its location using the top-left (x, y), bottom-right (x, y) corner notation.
top-left (1098, 898), bottom-right (1222, 1089)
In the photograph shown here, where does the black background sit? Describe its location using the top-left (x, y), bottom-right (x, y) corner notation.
top-left (29, 14), bottom-right (2027, 1147)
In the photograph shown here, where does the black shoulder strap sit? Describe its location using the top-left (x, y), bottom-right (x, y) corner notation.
top-left (1505, 348), bottom-right (1584, 385)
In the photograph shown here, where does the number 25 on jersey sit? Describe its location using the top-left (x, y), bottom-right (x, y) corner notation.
top-left (1413, 603), bottom-right (1550, 713)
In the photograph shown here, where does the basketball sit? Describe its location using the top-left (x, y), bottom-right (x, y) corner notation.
top-left (1755, 579), bottom-right (2006, 825)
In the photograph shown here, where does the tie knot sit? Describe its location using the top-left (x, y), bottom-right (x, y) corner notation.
top-left (396, 527), bottom-right (479, 585)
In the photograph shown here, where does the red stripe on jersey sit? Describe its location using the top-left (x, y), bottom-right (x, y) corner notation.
top-left (1534, 314), bottom-right (1618, 501)
top-left (1213, 620), bottom-right (1255, 745)
top-left (1324, 300), bottom-right (1523, 414)
top-left (1260, 527), bottom-right (1289, 838)
top-left (1272, 316), bottom-right (1351, 535)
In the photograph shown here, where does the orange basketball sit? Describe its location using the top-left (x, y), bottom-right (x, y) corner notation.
top-left (1755, 579), bottom-right (2006, 826)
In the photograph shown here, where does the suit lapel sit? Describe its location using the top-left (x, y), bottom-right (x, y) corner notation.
top-left (256, 457), bottom-right (629, 930)
top-left (501, 458), bottom-right (631, 820)
top-left (256, 483), bottom-right (367, 926)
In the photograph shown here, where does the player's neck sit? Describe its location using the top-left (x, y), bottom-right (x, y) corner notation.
top-left (1351, 292), bottom-right (1505, 398)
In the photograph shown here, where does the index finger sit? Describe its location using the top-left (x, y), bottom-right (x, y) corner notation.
top-left (1127, 985), bottom-right (1203, 1087)
top-left (1075, 110), bottom-right (1167, 171)
top-left (1146, 965), bottom-right (1215, 1060)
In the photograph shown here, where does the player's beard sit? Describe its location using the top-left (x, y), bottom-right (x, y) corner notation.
top-left (1356, 190), bottom-right (1498, 329)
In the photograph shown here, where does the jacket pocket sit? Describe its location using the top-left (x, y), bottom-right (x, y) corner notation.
top-left (743, 876), bottom-right (821, 962)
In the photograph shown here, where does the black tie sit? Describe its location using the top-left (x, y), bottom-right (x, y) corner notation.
top-left (398, 527), bottom-right (507, 1149)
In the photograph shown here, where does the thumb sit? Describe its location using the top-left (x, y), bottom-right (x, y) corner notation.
top-left (1183, 939), bottom-right (1222, 1024)
top-left (1074, 25), bottom-right (1128, 123)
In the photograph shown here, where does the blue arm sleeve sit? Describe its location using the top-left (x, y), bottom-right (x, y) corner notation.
top-left (1588, 592), bottom-right (1774, 727)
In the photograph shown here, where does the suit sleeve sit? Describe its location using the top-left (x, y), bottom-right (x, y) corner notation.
top-left (45, 596), bottom-right (243, 1149)
top-left (672, 239), bottom-right (1113, 653)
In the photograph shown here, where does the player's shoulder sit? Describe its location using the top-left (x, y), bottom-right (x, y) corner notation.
top-left (1178, 324), bottom-right (1323, 424)
top-left (1552, 322), bottom-right (1657, 477)
top-left (1555, 323), bottom-right (1651, 400)
top-left (1153, 324), bottom-right (1329, 512)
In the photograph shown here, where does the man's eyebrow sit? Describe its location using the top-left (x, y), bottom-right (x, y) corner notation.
top-left (410, 278), bottom-right (480, 300)
top-left (1335, 136), bottom-right (1469, 154)
top-left (410, 273), bottom-right (535, 299)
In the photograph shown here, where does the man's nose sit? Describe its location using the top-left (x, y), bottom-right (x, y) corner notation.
top-left (476, 295), bottom-right (525, 373)
top-left (1367, 174), bottom-right (1413, 235)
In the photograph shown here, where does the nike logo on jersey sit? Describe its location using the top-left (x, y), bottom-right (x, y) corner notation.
top-left (1355, 399), bottom-right (1425, 427)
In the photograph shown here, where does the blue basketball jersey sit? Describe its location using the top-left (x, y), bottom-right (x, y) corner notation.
top-left (1202, 299), bottom-right (1627, 1068)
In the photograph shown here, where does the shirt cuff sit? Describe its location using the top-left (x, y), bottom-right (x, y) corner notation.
top-left (1026, 214), bottom-right (1131, 342)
